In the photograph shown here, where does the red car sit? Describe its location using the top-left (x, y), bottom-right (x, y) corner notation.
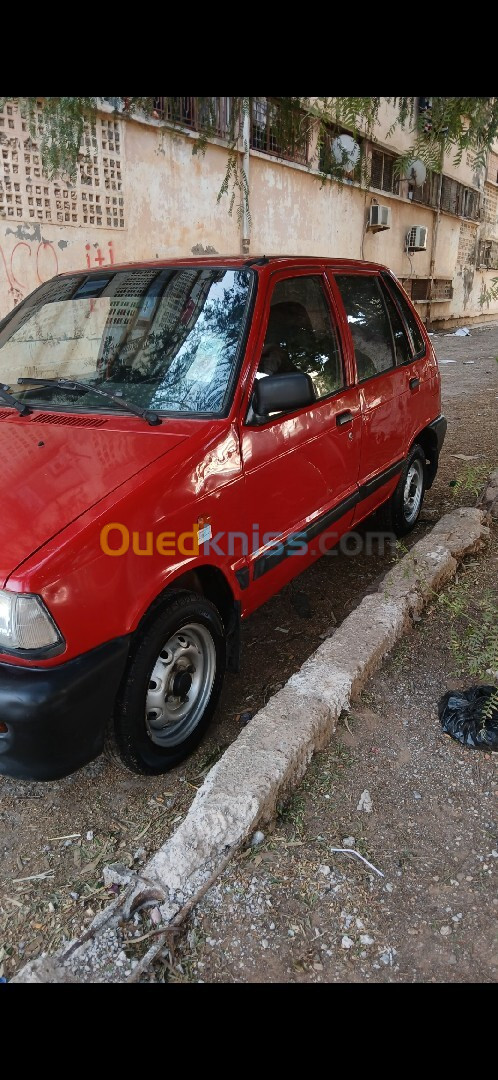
top-left (0, 256), bottom-right (446, 780)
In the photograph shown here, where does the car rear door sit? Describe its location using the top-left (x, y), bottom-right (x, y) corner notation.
top-left (330, 270), bottom-right (410, 523)
top-left (381, 271), bottom-right (441, 445)
top-left (239, 267), bottom-right (361, 611)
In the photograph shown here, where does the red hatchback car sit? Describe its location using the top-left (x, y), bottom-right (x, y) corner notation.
top-left (0, 256), bottom-right (446, 780)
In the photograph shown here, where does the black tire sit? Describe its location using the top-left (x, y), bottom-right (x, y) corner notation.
top-left (110, 590), bottom-right (226, 775)
top-left (382, 444), bottom-right (427, 537)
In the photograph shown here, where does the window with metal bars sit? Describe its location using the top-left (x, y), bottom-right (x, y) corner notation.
top-left (431, 279), bottom-right (453, 300)
top-left (403, 278), bottom-right (453, 302)
top-left (370, 148), bottom-right (399, 194)
top-left (250, 98), bottom-right (310, 165)
top-left (152, 98), bottom-right (232, 139)
top-left (411, 170), bottom-right (440, 209)
top-left (411, 171), bottom-right (480, 220)
top-left (478, 239), bottom-right (498, 269)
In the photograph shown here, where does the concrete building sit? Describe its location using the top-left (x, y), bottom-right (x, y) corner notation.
top-left (1, 96), bottom-right (497, 327)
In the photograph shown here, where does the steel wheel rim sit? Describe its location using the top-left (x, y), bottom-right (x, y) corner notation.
top-left (145, 622), bottom-right (216, 748)
top-left (403, 459), bottom-right (424, 525)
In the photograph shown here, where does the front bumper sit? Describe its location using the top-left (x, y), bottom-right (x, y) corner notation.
top-left (0, 637), bottom-right (130, 781)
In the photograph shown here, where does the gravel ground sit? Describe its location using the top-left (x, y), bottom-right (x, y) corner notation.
top-left (1, 322), bottom-right (497, 981)
top-left (164, 527), bottom-right (497, 983)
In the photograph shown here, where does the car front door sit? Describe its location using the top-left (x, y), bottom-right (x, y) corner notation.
top-left (331, 271), bottom-right (409, 523)
top-left (239, 269), bottom-right (361, 612)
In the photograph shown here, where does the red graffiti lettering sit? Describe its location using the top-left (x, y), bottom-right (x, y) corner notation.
top-left (0, 242), bottom-right (14, 290)
top-left (0, 242), bottom-right (23, 306)
top-left (10, 241), bottom-right (31, 289)
top-left (1, 235), bottom-right (119, 317)
top-left (36, 241), bottom-right (59, 283)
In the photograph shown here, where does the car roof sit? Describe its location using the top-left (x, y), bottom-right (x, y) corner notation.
top-left (57, 255), bottom-right (392, 278)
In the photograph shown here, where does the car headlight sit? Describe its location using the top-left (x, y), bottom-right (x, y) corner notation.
top-left (0, 590), bottom-right (63, 652)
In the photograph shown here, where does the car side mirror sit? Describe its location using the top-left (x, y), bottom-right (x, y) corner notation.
top-left (252, 372), bottom-right (315, 419)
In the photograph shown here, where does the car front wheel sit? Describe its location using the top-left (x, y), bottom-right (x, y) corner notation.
top-left (111, 590), bottom-right (226, 774)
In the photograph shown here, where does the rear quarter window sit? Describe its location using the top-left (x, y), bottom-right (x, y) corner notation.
top-left (382, 274), bottom-right (426, 356)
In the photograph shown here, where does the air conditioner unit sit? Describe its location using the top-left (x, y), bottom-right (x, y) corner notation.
top-left (368, 204), bottom-right (391, 232)
top-left (406, 225), bottom-right (428, 252)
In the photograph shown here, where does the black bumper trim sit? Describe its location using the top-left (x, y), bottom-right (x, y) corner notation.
top-left (426, 414), bottom-right (447, 487)
top-left (358, 459), bottom-right (404, 501)
top-left (235, 567), bottom-right (249, 590)
top-left (0, 636), bottom-right (130, 780)
top-left (429, 414), bottom-right (447, 454)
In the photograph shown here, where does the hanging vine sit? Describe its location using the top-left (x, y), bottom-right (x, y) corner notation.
top-left (2, 95), bottom-right (498, 301)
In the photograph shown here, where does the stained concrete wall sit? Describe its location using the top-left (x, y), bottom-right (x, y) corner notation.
top-left (1, 99), bottom-right (497, 328)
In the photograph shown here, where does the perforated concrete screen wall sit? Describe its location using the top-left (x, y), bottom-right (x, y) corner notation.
top-left (0, 102), bottom-right (126, 230)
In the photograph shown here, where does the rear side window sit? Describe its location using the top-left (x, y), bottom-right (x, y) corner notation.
top-left (378, 278), bottom-right (412, 365)
top-left (382, 274), bottom-right (426, 356)
top-left (335, 275), bottom-right (394, 380)
top-left (258, 275), bottom-right (344, 400)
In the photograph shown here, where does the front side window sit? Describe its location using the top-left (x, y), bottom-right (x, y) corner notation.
top-left (0, 267), bottom-right (253, 416)
top-left (256, 275), bottom-right (344, 400)
top-left (335, 274), bottom-right (395, 380)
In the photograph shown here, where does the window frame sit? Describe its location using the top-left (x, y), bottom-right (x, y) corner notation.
top-left (244, 269), bottom-right (346, 427)
top-left (333, 272), bottom-right (399, 384)
top-left (249, 98), bottom-right (310, 166)
top-left (369, 146), bottom-right (400, 196)
top-left (381, 272), bottom-right (427, 362)
top-left (377, 276), bottom-right (413, 367)
top-left (152, 97), bottom-right (232, 140)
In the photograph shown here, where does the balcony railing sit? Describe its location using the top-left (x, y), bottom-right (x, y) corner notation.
top-left (152, 97), bottom-right (232, 139)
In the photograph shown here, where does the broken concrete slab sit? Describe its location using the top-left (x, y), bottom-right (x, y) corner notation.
top-left (12, 507), bottom-right (489, 983)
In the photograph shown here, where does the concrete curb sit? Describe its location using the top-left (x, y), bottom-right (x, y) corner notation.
top-left (13, 507), bottom-right (489, 982)
top-left (478, 468), bottom-right (498, 520)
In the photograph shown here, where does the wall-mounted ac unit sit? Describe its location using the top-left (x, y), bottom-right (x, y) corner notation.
top-left (368, 204), bottom-right (391, 232)
top-left (406, 225), bottom-right (428, 251)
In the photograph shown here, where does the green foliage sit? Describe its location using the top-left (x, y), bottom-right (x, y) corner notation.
top-left (0, 97), bottom-right (98, 180)
top-left (4, 96), bottom-right (498, 305)
top-left (449, 463), bottom-right (493, 499)
top-left (439, 580), bottom-right (498, 725)
top-left (480, 277), bottom-right (498, 307)
top-left (6, 94), bottom-right (498, 198)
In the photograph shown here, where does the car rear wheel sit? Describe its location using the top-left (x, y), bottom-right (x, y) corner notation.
top-left (384, 444), bottom-right (427, 537)
top-left (110, 591), bottom-right (226, 774)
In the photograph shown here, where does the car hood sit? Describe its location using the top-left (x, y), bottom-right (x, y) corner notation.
top-left (0, 414), bottom-right (187, 585)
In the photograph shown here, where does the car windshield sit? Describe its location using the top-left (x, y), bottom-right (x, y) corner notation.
top-left (0, 266), bottom-right (253, 415)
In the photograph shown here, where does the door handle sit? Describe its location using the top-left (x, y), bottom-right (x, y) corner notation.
top-left (336, 410), bottom-right (353, 427)
top-left (409, 377), bottom-right (420, 391)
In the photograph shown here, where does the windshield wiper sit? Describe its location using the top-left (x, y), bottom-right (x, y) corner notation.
top-left (17, 377), bottom-right (161, 426)
top-left (0, 383), bottom-right (32, 416)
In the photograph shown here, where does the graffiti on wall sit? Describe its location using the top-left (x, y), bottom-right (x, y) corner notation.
top-left (0, 222), bottom-right (117, 314)
top-left (0, 100), bottom-right (126, 316)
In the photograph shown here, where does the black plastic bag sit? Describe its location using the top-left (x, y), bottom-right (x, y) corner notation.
top-left (438, 685), bottom-right (498, 750)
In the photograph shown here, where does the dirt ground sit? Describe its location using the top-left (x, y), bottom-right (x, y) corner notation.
top-left (0, 323), bottom-right (497, 982)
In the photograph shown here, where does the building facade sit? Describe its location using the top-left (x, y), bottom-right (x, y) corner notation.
top-left (1, 96), bottom-right (497, 327)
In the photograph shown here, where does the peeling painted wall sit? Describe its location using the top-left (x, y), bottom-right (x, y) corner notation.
top-left (1, 100), bottom-right (498, 328)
